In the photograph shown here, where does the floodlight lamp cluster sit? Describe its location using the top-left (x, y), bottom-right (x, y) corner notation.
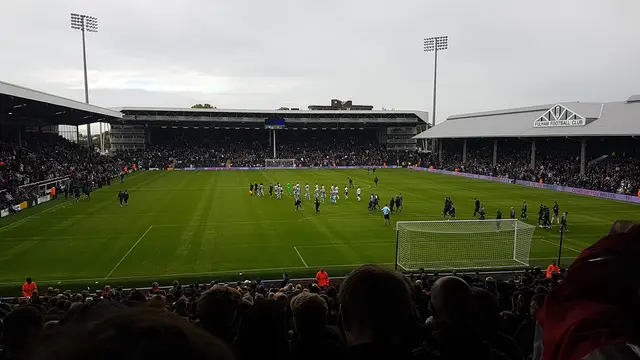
top-left (70, 13), bottom-right (98, 32)
top-left (423, 36), bottom-right (448, 52)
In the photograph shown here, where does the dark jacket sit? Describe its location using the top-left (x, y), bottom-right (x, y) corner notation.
top-left (414, 322), bottom-right (511, 360)
top-left (290, 326), bottom-right (347, 360)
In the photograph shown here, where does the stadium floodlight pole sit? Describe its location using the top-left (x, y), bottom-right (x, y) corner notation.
top-left (424, 36), bottom-right (448, 152)
top-left (70, 13), bottom-right (98, 150)
top-left (273, 129), bottom-right (277, 158)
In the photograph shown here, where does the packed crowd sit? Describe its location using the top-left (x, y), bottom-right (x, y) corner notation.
top-left (117, 129), bottom-right (420, 169)
top-left (2, 222), bottom-right (638, 360)
top-left (435, 141), bottom-right (640, 195)
top-left (1, 133), bottom-right (126, 209)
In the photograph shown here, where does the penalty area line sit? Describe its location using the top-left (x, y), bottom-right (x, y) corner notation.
top-left (105, 226), bottom-right (153, 279)
top-left (538, 238), bottom-right (582, 254)
top-left (293, 246), bottom-right (309, 268)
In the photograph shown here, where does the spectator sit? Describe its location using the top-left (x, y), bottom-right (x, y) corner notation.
top-left (315, 267), bottom-right (330, 288)
top-left (289, 292), bottom-right (347, 360)
top-left (196, 285), bottom-right (241, 345)
top-left (338, 264), bottom-right (417, 359)
top-left (2, 305), bottom-right (43, 360)
top-left (31, 307), bottom-right (234, 360)
top-left (234, 300), bottom-right (288, 360)
top-left (21, 277), bottom-right (37, 299)
top-left (472, 287), bottom-right (524, 360)
top-left (416, 276), bottom-right (510, 359)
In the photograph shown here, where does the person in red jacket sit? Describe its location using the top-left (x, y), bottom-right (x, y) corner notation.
top-left (315, 268), bottom-right (330, 288)
top-left (22, 277), bottom-right (37, 298)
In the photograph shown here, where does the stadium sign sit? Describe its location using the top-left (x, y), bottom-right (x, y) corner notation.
top-left (533, 104), bottom-right (586, 128)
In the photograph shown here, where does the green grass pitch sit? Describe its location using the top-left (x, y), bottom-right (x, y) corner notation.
top-left (0, 168), bottom-right (635, 294)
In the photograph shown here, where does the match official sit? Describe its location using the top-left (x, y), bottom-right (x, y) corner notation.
top-left (382, 204), bottom-right (391, 226)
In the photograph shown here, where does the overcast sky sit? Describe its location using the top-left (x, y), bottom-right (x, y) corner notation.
top-left (1, 0), bottom-right (639, 129)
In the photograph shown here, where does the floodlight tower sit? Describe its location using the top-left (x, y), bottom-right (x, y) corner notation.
top-left (424, 36), bottom-right (448, 152)
top-left (70, 13), bottom-right (98, 149)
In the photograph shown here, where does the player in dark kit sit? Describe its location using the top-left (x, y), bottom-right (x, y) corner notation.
top-left (561, 212), bottom-right (568, 231)
top-left (395, 194), bottom-right (403, 212)
top-left (374, 176), bottom-right (379, 187)
top-left (442, 197), bottom-right (452, 218)
top-left (294, 197), bottom-right (304, 211)
top-left (473, 198), bottom-right (481, 216)
top-left (348, 177), bottom-right (353, 188)
top-left (448, 203), bottom-right (456, 220)
top-left (510, 207), bottom-right (516, 219)
top-left (269, 183), bottom-right (274, 197)
top-left (123, 190), bottom-right (129, 206)
top-left (479, 205), bottom-right (486, 220)
top-left (552, 201), bottom-right (559, 224)
top-left (521, 201), bottom-right (528, 220)
top-left (118, 190), bottom-right (125, 207)
top-left (254, 183), bottom-right (258, 195)
top-left (543, 206), bottom-right (551, 228)
top-left (538, 204), bottom-right (545, 226)
top-left (249, 183), bottom-right (254, 196)
top-left (315, 197), bottom-right (320, 214)
top-left (496, 209), bottom-right (502, 230)
top-left (389, 197), bottom-right (395, 212)
top-left (120, 171), bottom-right (125, 184)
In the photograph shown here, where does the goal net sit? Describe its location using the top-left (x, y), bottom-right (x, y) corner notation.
top-left (395, 219), bottom-right (536, 271)
top-left (265, 159), bottom-right (296, 168)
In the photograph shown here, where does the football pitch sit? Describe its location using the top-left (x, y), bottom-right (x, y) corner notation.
top-left (0, 168), bottom-right (635, 293)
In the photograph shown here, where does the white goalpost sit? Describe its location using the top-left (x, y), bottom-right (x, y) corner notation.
top-left (395, 219), bottom-right (536, 271)
top-left (265, 159), bottom-right (296, 168)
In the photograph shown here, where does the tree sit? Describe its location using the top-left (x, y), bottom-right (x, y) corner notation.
top-left (191, 103), bottom-right (216, 109)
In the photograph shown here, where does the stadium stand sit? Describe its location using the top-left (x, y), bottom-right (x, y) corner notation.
top-left (2, 82), bottom-right (640, 360)
top-left (416, 97), bottom-right (640, 195)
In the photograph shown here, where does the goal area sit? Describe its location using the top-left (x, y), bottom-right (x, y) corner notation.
top-left (265, 159), bottom-right (296, 168)
top-left (395, 219), bottom-right (536, 271)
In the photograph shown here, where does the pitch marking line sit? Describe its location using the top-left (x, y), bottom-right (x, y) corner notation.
top-left (538, 238), bottom-right (582, 254)
top-left (293, 246), bottom-right (309, 268)
top-left (105, 226), bottom-right (153, 279)
top-left (0, 200), bottom-right (71, 232)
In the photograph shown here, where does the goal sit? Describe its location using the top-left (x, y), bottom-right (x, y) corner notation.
top-left (265, 159), bottom-right (296, 168)
top-left (395, 219), bottom-right (536, 271)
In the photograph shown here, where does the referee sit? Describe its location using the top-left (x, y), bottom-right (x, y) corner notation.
top-left (382, 205), bottom-right (391, 226)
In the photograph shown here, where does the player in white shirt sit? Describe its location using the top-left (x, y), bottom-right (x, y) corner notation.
top-left (344, 186), bottom-right (349, 199)
top-left (305, 183), bottom-right (311, 200)
top-left (320, 185), bottom-right (326, 203)
top-left (356, 187), bottom-right (361, 201)
top-left (314, 186), bottom-right (319, 199)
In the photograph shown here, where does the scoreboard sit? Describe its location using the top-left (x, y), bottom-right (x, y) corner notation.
top-left (265, 117), bottom-right (286, 129)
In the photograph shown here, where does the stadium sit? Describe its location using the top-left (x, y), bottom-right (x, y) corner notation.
top-left (2, 4), bottom-right (640, 359)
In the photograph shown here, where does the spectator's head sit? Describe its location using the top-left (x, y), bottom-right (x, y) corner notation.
top-left (32, 308), bottom-right (234, 360)
top-left (3, 306), bottom-right (43, 357)
top-left (235, 300), bottom-right (288, 359)
top-left (530, 294), bottom-right (546, 320)
top-left (339, 264), bottom-right (414, 345)
top-left (26, 277), bottom-right (32, 284)
top-left (196, 285), bottom-right (241, 342)
top-left (471, 287), bottom-right (500, 331)
top-left (290, 292), bottom-right (328, 336)
top-left (430, 276), bottom-right (473, 326)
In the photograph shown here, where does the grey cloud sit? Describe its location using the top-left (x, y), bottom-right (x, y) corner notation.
top-left (0, 0), bottom-right (639, 123)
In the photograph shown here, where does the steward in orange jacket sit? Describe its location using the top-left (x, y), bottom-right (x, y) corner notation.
top-left (546, 261), bottom-right (560, 278)
top-left (22, 277), bottom-right (37, 298)
top-left (315, 268), bottom-right (330, 287)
